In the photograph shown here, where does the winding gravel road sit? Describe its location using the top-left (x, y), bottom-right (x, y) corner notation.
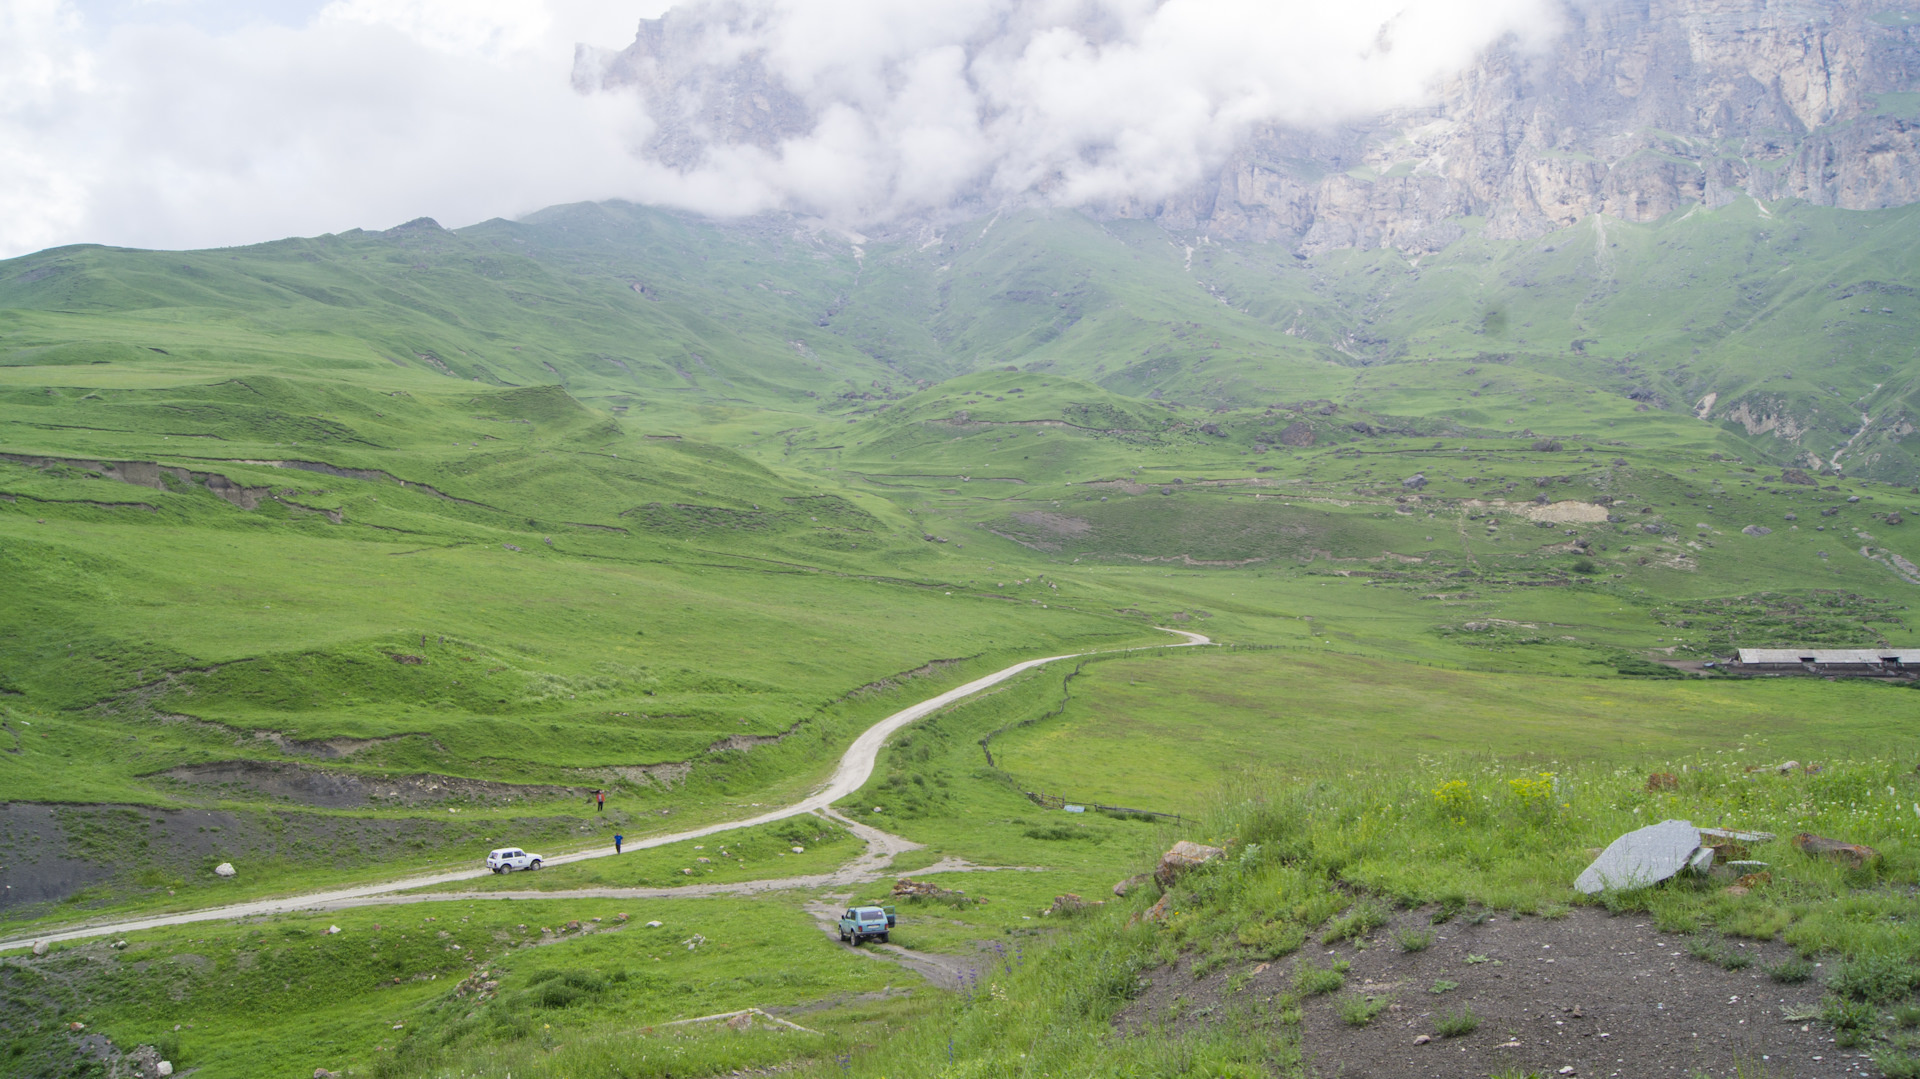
top-left (0, 628), bottom-right (1207, 953)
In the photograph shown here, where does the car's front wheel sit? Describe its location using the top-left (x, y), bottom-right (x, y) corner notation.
top-left (530, 859), bottom-right (542, 870)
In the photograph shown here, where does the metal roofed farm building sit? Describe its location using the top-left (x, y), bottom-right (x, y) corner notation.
top-left (1733, 648), bottom-right (1916, 674)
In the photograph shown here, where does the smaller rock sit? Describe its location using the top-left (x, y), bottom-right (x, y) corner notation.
top-left (32, 941), bottom-right (48, 956)
top-left (214, 862), bottom-right (236, 878)
top-left (157, 1063), bottom-right (173, 1077)
top-left (1155, 840), bottom-right (1226, 888)
top-left (791, 846), bottom-right (805, 853)
top-left (1113, 873), bottom-right (1151, 898)
top-left (1793, 833), bottom-right (1878, 868)
top-left (1741, 525), bottom-right (1772, 536)
top-left (646, 920), bottom-right (663, 928)
top-left (315, 1069), bottom-right (338, 1079)
top-left (726, 1011), bottom-right (753, 1031)
top-left (69, 1022), bottom-right (84, 1031)
top-left (1413, 1034), bottom-right (1432, 1045)
top-left (1144, 894), bottom-right (1171, 922)
top-left (1048, 893), bottom-right (1086, 916)
top-left (1559, 1068), bottom-right (1576, 1076)
top-left (696, 857), bottom-right (711, 864)
top-left (326, 925), bottom-right (341, 935)
top-left (111, 939), bottom-right (127, 949)
top-left (1773, 760), bottom-right (1800, 774)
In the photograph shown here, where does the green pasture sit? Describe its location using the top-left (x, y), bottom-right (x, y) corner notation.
top-left (818, 748), bottom-right (1920, 1079)
top-left (427, 816), bottom-right (859, 894)
top-left (988, 647), bottom-right (1920, 813)
top-left (2, 192), bottom-right (1920, 1076)
top-left (5, 894), bottom-right (903, 1079)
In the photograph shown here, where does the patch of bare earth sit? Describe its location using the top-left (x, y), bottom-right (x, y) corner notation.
top-left (1118, 906), bottom-right (1863, 1078)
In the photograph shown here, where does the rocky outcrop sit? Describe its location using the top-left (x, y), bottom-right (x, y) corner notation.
top-left (593, 0), bottom-right (1920, 250)
top-left (1154, 840), bottom-right (1225, 889)
top-left (1143, 0), bottom-right (1920, 248)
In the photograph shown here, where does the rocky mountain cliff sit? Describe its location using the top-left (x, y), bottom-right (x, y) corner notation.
top-left (584, 0), bottom-right (1920, 251)
top-left (1147, 0), bottom-right (1920, 250)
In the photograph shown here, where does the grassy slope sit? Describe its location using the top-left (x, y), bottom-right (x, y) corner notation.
top-left (0, 197), bottom-right (1918, 1077)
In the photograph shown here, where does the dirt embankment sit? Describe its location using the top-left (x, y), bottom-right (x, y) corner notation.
top-left (1119, 905), bottom-right (1840, 1078)
top-left (0, 452), bottom-right (493, 512)
top-left (0, 801), bottom-right (590, 913)
top-left (151, 760), bottom-right (586, 809)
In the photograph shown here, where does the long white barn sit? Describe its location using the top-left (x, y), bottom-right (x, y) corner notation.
top-left (1735, 648), bottom-right (1915, 668)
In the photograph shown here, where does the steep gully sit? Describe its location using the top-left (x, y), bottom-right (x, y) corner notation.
top-left (0, 629), bottom-right (1210, 954)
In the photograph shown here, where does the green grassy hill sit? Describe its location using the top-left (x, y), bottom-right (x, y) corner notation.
top-left (1, 195), bottom-right (1918, 1078)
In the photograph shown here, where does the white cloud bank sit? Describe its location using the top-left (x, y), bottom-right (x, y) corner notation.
top-left (0, 0), bottom-right (1562, 257)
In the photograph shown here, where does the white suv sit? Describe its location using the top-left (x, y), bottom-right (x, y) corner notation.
top-left (485, 847), bottom-right (543, 873)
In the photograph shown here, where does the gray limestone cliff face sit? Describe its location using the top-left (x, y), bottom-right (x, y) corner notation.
top-left (584, 0), bottom-right (1920, 251)
top-left (1139, 0), bottom-right (1920, 248)
top-left (575, 3), bottom-right (816, 171)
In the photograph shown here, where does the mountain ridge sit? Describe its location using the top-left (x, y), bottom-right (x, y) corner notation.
top-left (586, 0), bottom-right (1920, 250)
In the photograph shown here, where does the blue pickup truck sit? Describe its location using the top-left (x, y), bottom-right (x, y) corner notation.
top-left (836, 905), bottom-right (896, 945)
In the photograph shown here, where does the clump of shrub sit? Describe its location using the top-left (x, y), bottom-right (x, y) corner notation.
top-left (1435, 1006), bottom-right (1480, 1038)
top-left (1432, 780), bottom-right (1473, 821)
top-left (1321, 903), bottom-right (1388, 945)
top-left (1337, 993), bottom-right (1390, 1027)
top-left (1023, 825), bottom-right (1098, 842)
top-left (1293, 961), bottom-right (1345, 997)
top-left (1830, 953), bottom-right (1920, 1003)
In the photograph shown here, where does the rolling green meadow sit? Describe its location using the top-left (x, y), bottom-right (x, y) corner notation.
top-left (2, 197), bottom-right (1919, 1077)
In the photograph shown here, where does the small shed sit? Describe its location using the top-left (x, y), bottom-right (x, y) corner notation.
top-left (1734, 648), bottom-right (1914, 673)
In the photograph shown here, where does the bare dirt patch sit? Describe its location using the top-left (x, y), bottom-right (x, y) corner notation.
top-left (1119, 906), bottom-right (1850, 1078)
top-left (0, 801), bottom-right (577, 914)
top-left (151, 760), bottom-right (583, 809)
top-left (1011, 511), bottom-right (1093, 537)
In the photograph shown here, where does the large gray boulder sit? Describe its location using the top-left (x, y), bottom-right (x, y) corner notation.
top-left (1575, 819), bottom-right (1704, 894)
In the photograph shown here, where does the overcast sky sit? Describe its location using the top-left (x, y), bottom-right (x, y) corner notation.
top-left (2, 0), bottom-right (1560, 258)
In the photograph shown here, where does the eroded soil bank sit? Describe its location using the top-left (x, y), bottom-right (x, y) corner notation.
top-left (1120, 906), bottom-right (1853, 1079)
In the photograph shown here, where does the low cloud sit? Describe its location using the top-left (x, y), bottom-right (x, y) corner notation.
top-left (1, 0), bottom-right (1561, 256)
top-left (584, 0), bottom-right (1563, 224)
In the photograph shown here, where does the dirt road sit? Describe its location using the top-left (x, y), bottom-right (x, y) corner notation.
top-left (0, 628), bottom-right (1207, 952)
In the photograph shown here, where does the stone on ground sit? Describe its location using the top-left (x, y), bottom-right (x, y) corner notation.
top-left (1793, 832), bottom-right (1878, 868)
top-left (1574, 819), bottom-right (1702, 894)
top-left (214, 862), bottom-right (236, 878)
top-left (1155, 840), bottom-right (1225, 888)
top-left (1048, 893), bottom-right (1086, 915)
